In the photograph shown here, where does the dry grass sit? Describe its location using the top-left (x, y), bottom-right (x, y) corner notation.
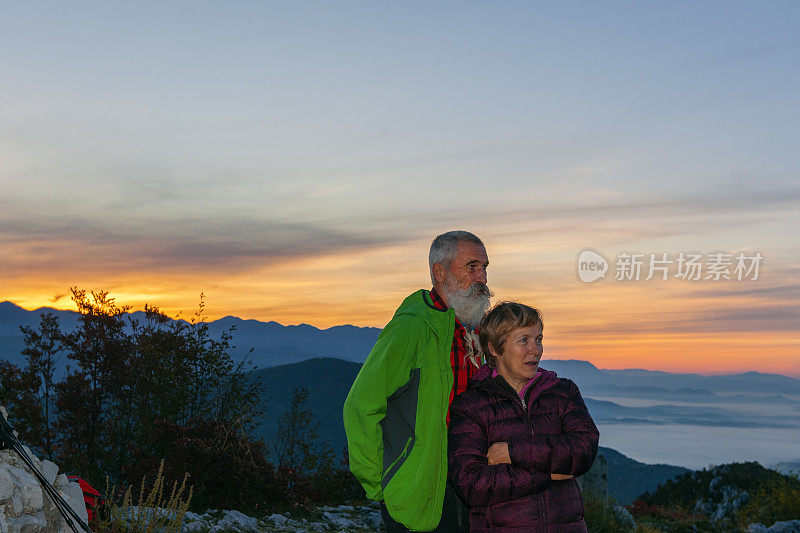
top-left (95, 459), bottom-right (193, 533)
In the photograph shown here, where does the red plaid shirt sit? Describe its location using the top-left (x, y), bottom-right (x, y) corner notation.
top-left (429, 289), bottom-right (480, 424)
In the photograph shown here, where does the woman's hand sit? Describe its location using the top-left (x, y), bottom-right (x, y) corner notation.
top-left (488, 442), bottom-right (574, 481)
top-left (487, 442), bottom-right (511, 464)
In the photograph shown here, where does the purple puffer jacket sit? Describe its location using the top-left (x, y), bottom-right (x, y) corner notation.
top-left (448, 365), bottom-right (599, 532)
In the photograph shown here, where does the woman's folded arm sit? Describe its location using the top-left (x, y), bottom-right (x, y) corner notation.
top-left (507, 380), bottom-right (599, 475)
top-left (448, 397), bottom-right (552, 507)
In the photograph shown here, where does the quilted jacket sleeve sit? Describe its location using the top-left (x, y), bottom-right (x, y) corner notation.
top-left (448, 394), bottom-right (552, 507)
top-left (507, 380), bottom-right (599, 475)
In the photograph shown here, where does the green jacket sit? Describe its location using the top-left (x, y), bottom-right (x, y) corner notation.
top-left (343, 289), bottom-right (455, 531)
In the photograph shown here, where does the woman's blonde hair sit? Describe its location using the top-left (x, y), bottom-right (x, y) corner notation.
top-left (479, 301), bottom-right (543, 368)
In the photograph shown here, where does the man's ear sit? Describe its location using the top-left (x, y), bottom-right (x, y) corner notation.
top-left (432, 262), bottom-right (447, 284)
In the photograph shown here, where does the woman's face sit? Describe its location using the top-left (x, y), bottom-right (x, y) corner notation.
top-left (494, 322), bottom-right (543, 392)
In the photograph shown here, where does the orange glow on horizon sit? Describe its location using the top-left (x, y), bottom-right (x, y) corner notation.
top-left (5, 293), bottom-right (799, 379)
top-left (2, 241), bottom-right (798, 378)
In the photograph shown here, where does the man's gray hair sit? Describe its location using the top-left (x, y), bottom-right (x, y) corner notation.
top-left (429, 230), bottom-right (484, 284)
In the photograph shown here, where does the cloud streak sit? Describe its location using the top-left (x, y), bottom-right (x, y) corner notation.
top-left (2, 184), bottom-right (798, 277)
top-left (0, 211), bottom-right (400, 274)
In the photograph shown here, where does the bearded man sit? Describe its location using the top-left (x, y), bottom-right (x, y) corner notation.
top-left (344, 231), bottom-right (491, 532)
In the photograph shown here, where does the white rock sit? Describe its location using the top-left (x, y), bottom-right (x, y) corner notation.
top-left (17, 448), bottom-right (37, 469)
top-left (612, 504), bottom-right (636, 528)
top-left (365, 510), bottom-right (383, 530)
top-left (0, 466), bottom-right (15, 501)
top-left (37, 462), bottom-right (58, 487)
top-left (0, 406), bottom-right (89, 533)
top-left (7, 468), bottom-right (35, 487)
top-left (285, 518), bottom-right (303, 529)
top-left (9, 492), bottom-right (23, 518)
top-left (65, 481), bottom-right (86, 520)
top-left (52, 475), bottom-right (68, 490)
top-left (9, 510), bottom-right (47, 533)
top-left (749, 521), bottom-right (800, 533)
top-left (182, 509), bottom-right (208, 530)
top-left (323, 511), bottom-right (356, 529)
top-left (269, 513), bottom-right (289, 526)
top-left (212, 509), bottom-right (260, 532)
top-left (10, 470), bottom-right (43, 515)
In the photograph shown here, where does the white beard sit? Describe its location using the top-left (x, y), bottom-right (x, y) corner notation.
top-left (441, 280), bottom-right (493, 330)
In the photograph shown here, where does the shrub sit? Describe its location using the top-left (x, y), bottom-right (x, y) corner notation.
top-left (127, 418), bottom-right (283, 514)
top-left (735, 472), bottom-right (800, 528)
top-left (311, 447), bottom-right (367, 505)
top-left (635, 462), bottom-right (800, 530)
top-left (628, 499), bottom-right (714, 531)
top-left (271, 389), bottom-right (366, 508)
top-left (582, 490), bottom-right (636, 533)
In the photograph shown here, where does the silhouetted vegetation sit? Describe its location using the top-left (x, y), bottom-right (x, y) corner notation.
top-left (1, 288), bottom-right (364, 521)
top-left (273, 388), bottom-right (334, 478)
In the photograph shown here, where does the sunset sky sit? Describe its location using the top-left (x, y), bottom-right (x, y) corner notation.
top-left (2, 2), bottom-right (798, 376)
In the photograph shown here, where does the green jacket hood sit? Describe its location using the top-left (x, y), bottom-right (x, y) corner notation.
top-left (393, 289), bottom-right (453, 339)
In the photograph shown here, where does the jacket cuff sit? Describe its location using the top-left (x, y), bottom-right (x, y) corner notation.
top-left (366, 487), bottom-right (384, 502)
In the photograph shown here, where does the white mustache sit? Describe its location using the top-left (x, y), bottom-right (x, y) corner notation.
top-left (469, 282), bottom-right (493, 298)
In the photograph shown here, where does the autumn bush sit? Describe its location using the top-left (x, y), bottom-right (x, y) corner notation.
top-left (628, 499), bottom-right (714, 531)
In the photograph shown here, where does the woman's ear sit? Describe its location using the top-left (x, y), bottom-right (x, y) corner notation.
top-left (489, 342), bottom-right (501, 359)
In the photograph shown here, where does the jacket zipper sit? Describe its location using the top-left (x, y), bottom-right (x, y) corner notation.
top-left (484, 377), bottom-right (546, 529)
top-left (487, 377), bottom-right (531, 419)
top-left (381, 435), bottom-right (414, 487)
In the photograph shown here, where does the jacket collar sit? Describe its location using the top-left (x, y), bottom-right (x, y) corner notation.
top-left (471, 364), bottom-right (560, 405)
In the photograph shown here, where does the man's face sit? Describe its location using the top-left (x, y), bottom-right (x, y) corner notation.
top-left (442, 241), bottom-right (489, 293)
top-left (437, 241), bottom-right (491, 329)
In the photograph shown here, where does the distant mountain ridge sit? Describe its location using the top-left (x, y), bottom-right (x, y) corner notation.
top-left (0, 301), bottom-right (381, 371)
top-left (541, 359), bottom-right (800, 395)
top-left (1, 301), bottom-right (799, 395)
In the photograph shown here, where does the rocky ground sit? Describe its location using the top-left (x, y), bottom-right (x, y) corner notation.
top-left (0, 407), bottom-right (89, 533)
top-left (747, 521), bottom-right (800, 533)
top-left (180, 504), bottom-right (383, 532)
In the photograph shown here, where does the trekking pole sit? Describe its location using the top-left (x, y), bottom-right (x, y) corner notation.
top-left (0, 414), bottom-right (92, 533)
